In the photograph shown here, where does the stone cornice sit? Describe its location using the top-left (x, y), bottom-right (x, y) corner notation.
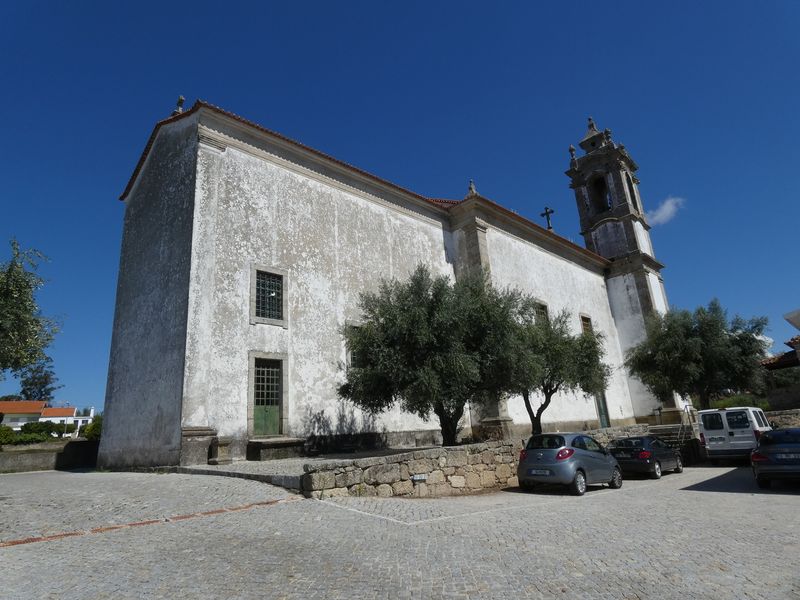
top-left (450, 196), bottom-right (610, 274)
top-left (605, 251), bottom-right (665, 278)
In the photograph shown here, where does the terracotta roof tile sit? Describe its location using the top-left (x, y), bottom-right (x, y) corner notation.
top-left (41, 407), bottom-right (77, 418)
top-left (0, 401), bottom-right (46, 415)
top-left (762, 350), bottom-right (799, 370)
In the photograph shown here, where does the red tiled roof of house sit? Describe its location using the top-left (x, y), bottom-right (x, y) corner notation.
top-left (41, 407), bottom-right (77, 418)
top-left (0, 401), bottom-right (46, 415)
top-left (762, 350), bottom-right (800, 370)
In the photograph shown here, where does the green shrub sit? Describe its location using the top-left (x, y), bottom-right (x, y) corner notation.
top-left (84, 415), bottom-right (102, 441)
top-left (0, 425), bottom-right (15, 445)
top-left (10, 432), bottom-right (49, 444)
top-left (21, 421), bottom-right (58, 436)
top-left (710, 394), bottom-right (769, 410)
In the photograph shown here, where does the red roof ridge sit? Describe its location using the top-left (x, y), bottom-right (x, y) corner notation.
top-left (120, 100), bottom-right (607, 266)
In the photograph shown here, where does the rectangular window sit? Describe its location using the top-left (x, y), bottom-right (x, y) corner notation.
top-left (725, 411), bottom-right (751, 429)
top-left (580, 315), bottom-right (593, 335)
top-left (254, 358), bottom-right (281, 405)
top-left (702, 413), bottom-right (724, 431)
top-left (534, 302), bottom-right (549, 324)
top-left (255, 271), bottom-right (283, 320)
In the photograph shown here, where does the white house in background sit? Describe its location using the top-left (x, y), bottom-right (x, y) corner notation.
top-left (0, 401), bottom-right (46, 431)
top-left (100, 102), bottom-right (679, 469)
top-left (39, 407), bottom-right (96, 429)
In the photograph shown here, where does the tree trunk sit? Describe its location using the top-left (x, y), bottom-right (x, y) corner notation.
top-left (699, 390), bottom-right (711, 410)
top-left (522, 390), bottom-right (537, 435)
top-left (434, 402), bottom-right (464, 447)
top-left (523, 389), bottom-right (555, 436)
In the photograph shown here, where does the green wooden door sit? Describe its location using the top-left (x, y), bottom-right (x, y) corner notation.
top-left (254, 358), bottom-right (281, 436)
top-left (595, 393), bottom-right (610, 429)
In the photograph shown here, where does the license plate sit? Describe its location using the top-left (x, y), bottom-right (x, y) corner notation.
top-left (776, 453), bottom-right (800, 459)
top-left (528, 469), bottom-right (549, 476)
top-left (709, 437), bottom-right (725, 443)
top-left (615, 452), bottom-right (630, 458)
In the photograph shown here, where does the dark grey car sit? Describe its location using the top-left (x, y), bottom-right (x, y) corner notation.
top-left (751, 428), bottom-right (800, 489)
top-left (609, 435), bottom-right (683, 479)
top-left (517, 433), bottom-right (623, 496)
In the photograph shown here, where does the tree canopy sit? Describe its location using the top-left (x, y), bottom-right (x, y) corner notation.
top-left (626, 299), bottom-right (768, 409)
top-left (514, 309), bottom-right (610, 434)
top-left (338, 265), bottom-right (522, 445)
top-left (17, 356), bottom-right (62, 403)
top-left (0, 240), bottom-right (57, 379)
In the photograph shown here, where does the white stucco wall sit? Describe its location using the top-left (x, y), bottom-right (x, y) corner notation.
top-left (633, 221), bottom-right (654, 257)
top-left (484, 228), bottom-right (635, 428)
top-left (605, 273), bottom-right (661, 417)
top-left (182, 138), bottom-right (456, 447)
top-left (99, 119), bottom-right (198, 468)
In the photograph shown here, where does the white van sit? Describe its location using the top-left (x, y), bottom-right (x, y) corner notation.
top-left (698, 407), bottom-right (772, 462)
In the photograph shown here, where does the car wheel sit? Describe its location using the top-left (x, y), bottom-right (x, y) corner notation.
top-left (569, 470), bottom-right (587, 496)
top-left (650, 461), bottom-right (662, 479)
top-left (609, 467), bottom-right (623, 489)
top-left (756, 477), bottom-right (771, 490)
top-left (710, 458), bottom-right (720, 466)
top-left (674, 456), bottom-right (684, 473)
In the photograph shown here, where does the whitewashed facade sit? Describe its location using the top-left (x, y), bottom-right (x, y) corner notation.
top-left (99, 103), bottom-right (674, 468)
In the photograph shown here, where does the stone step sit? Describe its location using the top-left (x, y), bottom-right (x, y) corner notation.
top-left (247, 437), bottom-right (306, 461)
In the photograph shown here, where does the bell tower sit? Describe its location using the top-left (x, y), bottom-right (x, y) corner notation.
top-left (566, 118), bottom-right (679, 414)
top-left (566, 117), bottom-right (654, 260)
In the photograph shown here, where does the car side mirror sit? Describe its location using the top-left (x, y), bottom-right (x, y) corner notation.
top-left (770, 421), bottom-right (778, 429)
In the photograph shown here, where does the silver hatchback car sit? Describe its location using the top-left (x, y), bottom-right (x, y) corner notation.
top-left (518, 433), bottom-right (623, 496)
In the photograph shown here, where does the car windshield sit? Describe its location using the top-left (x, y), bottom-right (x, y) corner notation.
top-left (527, 435), bottom-right (565, 450)
top-left (610, 438), bottom-right (645, 449)
top-left (760, 431), bottom-right (800, 445)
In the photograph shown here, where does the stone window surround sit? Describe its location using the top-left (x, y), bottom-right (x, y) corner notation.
top-left (247, 350), bottom-right (290, 438)
top-left (533, 300), bottom-right (549, 323)
top-left (343, 319), bottom-right (363, 370)
top-left (249, 264), bottom-right (289, 328)
top-left (579, 313), bottom-right (593, 334)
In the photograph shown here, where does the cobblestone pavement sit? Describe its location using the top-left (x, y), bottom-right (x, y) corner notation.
top-left (1, 467), bottom-right (799, 599)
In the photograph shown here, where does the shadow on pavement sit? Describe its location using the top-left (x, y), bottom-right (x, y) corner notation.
top-left (501, 484), bottom-right (610, 497)
top-left (680, 467), bottom-right (800, 496)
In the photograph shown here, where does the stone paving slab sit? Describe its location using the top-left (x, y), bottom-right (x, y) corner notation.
top-left (1, 467), bottom-right (799, 599)
top-left (0, 470), bottom-right (297, 542)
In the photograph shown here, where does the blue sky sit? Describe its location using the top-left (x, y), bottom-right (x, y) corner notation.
top-left (1, 1), bottom-right (798, 409)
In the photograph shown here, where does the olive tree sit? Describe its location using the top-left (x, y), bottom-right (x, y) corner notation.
top-left (0, 240), bottom-right (57, 379)
top-left (338, 265), bottom-right (521, 446)
top-left (626, 299), bottom-right (768, 409)
top-left (515, 309), bottom-right (610, 435)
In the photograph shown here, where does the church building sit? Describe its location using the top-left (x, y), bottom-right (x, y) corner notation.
top-left (99, 100), bottom-right (679, 468)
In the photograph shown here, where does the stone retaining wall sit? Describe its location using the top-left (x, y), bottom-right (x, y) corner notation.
top-left (300, 441), bottom-right (521, 499)
top-left (765, 409), bottom-right (800, 428)
top-left (0, 440), bottom-right (99, 473)
top-left (574, 424), bottom-right (650, 446)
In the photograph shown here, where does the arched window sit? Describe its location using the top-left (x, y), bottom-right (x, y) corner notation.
top-left (626, 173), bottom-right (640, 213)
top-left (588, 175), bottom-right (612, 214)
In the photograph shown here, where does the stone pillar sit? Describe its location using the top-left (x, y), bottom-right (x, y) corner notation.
top-left (180, 426), bottom-right (217, 466)
top-left (475, 397), bottom-right (514, 441)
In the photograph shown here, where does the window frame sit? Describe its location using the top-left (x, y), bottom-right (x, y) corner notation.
top-left (249, 265), bottom-right (288, 328)
top-left (580, 314), bottom-right (593, 335)
top-left (534, 301), bottom-right (549, 324)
